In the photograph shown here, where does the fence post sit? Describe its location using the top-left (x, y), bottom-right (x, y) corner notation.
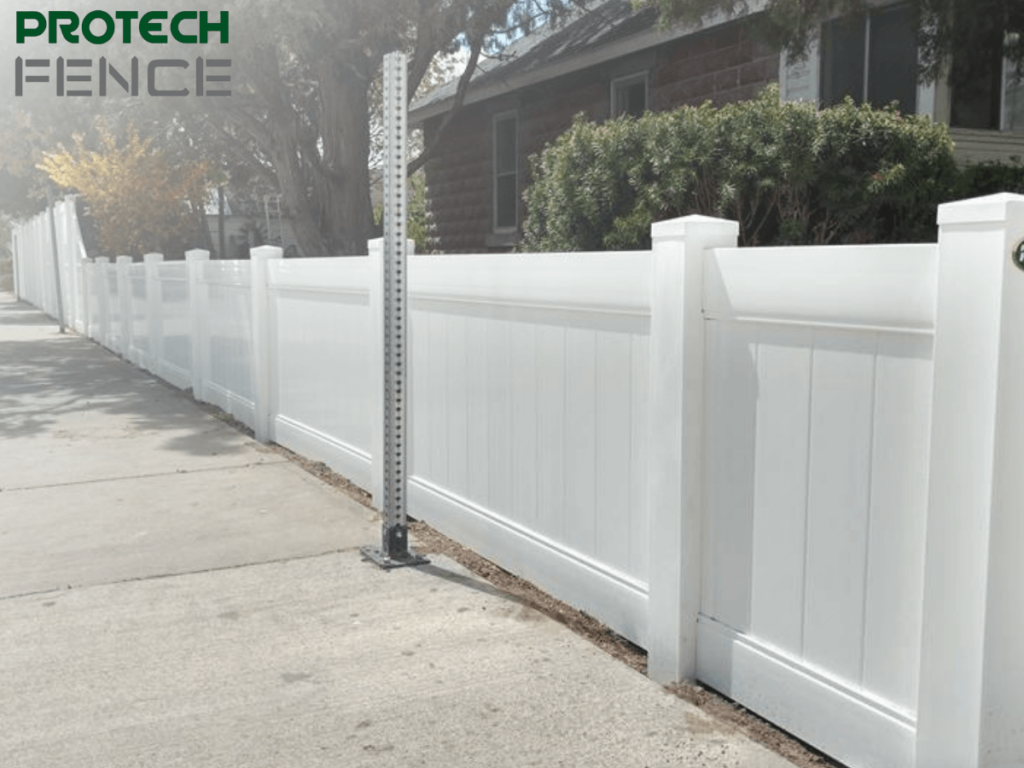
top-left (646, 214), bottom-right (738, 685)
top-left (143, 253), bottom-right (163, 375)
top-left (368, 237), bottom-right (385, 509)
top-left (916, 193), bottom-right (1024, 768)
top-left (116, 256), bottom-right (133, 359)
top-left (94, 257), bottom-right (110, 347)
top-left (186, 249), bottom-right (210, 401)
top-left (249, 245), bottom-right (283, 443)
top-left (81, 259), bottom-right (93, 340)
top-left (11, 231), bottom-right (20, 300)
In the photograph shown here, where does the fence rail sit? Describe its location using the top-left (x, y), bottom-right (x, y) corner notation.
top-left (12, 193), bottom-right (1024, 768)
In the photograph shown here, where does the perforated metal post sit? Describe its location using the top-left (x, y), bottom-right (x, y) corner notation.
top-left (362, 52), bottom-right (428, 570)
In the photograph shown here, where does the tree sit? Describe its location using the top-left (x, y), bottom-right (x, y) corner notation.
top-left (639, 0), bottom-right (1024, 85)
top-left (3, 0), bottom-right (584, 258)
top-left (207, 0), bottom-right (582, 257)
top-left (38, 126), bottom-right (211, 258)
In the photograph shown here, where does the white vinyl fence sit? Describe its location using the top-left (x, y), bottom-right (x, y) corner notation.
top-left (12, 193), bottom-right (1024, 768)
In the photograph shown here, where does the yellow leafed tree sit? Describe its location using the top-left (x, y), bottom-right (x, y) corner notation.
top-left (39, 127), bottom-right (210, 258)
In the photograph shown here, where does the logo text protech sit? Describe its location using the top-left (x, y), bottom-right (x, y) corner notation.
top-left (14, 10), bottom-right (231, 97)
top-left (16, 11), bottom-right (229, 45)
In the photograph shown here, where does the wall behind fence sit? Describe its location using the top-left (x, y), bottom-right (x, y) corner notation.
top-left (11, 194), bottom-right (1024, 768)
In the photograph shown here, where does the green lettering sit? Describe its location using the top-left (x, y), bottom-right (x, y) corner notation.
top-left (170, 11), bottom-right (198, 44)
top-left (16, 12), bottom-right (45, 44)
top-left (199, 11), bottom-right (229, 44)
top-left (49, 12), bottom-right (79, 44)
top-left (82, 11), bottom-right (114, 45)
top-left (114, 11), bottom-right (138, 43)
top-left (140, 11), bottom-right (167, 44)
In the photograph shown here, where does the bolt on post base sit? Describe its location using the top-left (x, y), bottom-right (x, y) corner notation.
top-left (361, 544), bottom-right (430, 570)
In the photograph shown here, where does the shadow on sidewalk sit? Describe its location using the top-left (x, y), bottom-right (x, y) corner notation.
top-left (0, 298), bottom-right (57, 326)
top-left (0, 297), bottom-right (250, 458)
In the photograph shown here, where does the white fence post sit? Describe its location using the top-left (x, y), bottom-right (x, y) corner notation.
top-left (59, 199), bottom-right (84, 332)
top-left (186, 249), bottom-right (210, 400)
top-left (368, 237), bottom-right (385, 509)
top-left (916, 193), bottom-right (1024, 768)
top-left (11, 231), bottom-right (20, 300)
top-left (81, 259), bottom-right (93, 340)
top-left (143, 253), bottom-right (163, 374)
top-left (250, 245), bottom-right (283, 443)
top-left (646, 214), bottom-right (739, 685)
top-left (94, 257), bottom-right (110, 346)
top-left (116, 256), bottom-right (133, 359)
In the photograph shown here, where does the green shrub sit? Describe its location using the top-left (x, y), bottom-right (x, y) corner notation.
top-left (957, 157), bottom-right (1024, 198)
top-left (520, 85), bottom-right (961, 251)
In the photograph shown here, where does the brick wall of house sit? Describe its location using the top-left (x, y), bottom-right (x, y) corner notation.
top-left (422, 107), bottom-right (494, 253)
top-left (652, 22), bottom-right (779, 109)
top-left (423, 19), bottom-right (779, 253)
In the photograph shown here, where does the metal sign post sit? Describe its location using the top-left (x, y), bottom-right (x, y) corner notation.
top-left (362, 51), bottom-right (428, 570)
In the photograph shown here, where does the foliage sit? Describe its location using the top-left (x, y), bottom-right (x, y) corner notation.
top-left (521, 85), bottom-right (960, 250)
top-left (38, 127), bottom-right (211, 258)
top-left (373, 173), bottom-right (437, 254)
top-left (198, 0), bottom-right (587, 256)
top-left (638, 0), bottom-right (1024, 86)
top-left (957, 157), bottom-right (1024, 197)
top-left (407, 173), bottom-right (437, 254)
top-left (0, 0), bottom-right (586, 257)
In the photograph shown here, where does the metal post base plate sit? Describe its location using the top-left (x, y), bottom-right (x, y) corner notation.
top-left (361, 545), bottom-right (430, 570)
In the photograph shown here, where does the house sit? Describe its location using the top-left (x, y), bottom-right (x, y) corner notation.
top-left (409, 0), bottom-right (1024, 253)
top-left (204, 190), bottom-right (305, 258)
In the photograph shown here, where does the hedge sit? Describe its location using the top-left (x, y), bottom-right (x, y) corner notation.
top-left (520, 85), bottom-right (964, 251)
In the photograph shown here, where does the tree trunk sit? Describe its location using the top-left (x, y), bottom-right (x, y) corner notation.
top-left (265, 110), bottom-right (331, 259)
top-left (316, 51), bottom-right (374, 256)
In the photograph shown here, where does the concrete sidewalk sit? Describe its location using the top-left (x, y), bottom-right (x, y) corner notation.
top-left (0, 294), bottom-right (798, 768)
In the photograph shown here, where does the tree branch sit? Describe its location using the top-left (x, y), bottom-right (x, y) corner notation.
top-left (407, 32), bottom-right (484, 176)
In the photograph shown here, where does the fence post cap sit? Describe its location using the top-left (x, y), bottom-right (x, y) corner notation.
top-left (143, 252), bottom-right (163, 264)
top-left (650, 215), bottom-right (738, 242)
top-left (937, 193), bottom-right (1024, 226)
top-left (249, 245), bottom-right (284, 261)
top-left (185, 249), bottom-right (210, 262)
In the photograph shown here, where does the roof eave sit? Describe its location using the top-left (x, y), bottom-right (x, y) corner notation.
top-left (409, 3), bottom-right (766, 126)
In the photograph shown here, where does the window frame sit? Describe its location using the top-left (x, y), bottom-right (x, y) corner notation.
top-left (818, 2), bottom-right (918, 113)
top-left (1002, 55), bottom-right (1024, 132)
top-left (492, 110), bottom-right (519, 233)
top-left (610, 72), bottom-right (649, 119)
top-left (781, 1), bottom-right (1024, 135)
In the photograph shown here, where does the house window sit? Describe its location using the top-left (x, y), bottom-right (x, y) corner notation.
top-left (820, 2), bottom-right (917, 113)
top-left (493, 113), bottom-right (518, 231)
top-left (1005, 61), bottom-right (1024, 132)
top-left (948, 23), bottom-right (1023, 131)
top-left (612, 73), bottom-right (648, 118)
